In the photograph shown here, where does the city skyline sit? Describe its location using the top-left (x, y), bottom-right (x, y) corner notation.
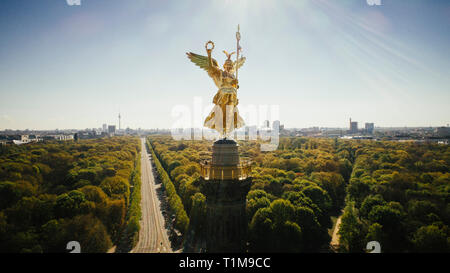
top-left (1, 0), bottom-right (449, 130)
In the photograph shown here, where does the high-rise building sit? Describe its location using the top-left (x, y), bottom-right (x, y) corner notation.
top-left (102, 124), bottom-right (107, 132)
top-left (349, 118), bottom-right (358, 134)
top-left (273, 120), bottom-right (280, 130)
top-left (108, 125), bottom-right (116, 134)
top-left (365, 123), bottom-right (375, 134)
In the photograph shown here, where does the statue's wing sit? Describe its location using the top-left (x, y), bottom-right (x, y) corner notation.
top-left (186, 52), bottom-right (218, 72)
top-left (231, 56), bottom-right (246, 74)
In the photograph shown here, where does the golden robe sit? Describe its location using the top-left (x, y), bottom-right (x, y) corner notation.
top-left (204, 71), bottom-right (244, 136)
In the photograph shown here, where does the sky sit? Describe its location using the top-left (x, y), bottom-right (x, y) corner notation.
top-left (0, 0), bottom-right (449, 130)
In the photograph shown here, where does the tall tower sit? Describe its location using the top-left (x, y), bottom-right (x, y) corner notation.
top-left (196, 139), bottom-right (252, 252)
top-left (349, 118), bottom-right (358, 134)
top-left (118, 112), bottom-right (121, 131)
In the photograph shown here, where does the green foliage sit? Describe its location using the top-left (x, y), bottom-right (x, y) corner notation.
top-left (60, 214), bottom-right (113, 253)
top-left (78, 185), bottom-right (108, 204)
top-left (310, 172), bottom-right (346, 213)
top-left (55, 190), bottom-right (90, 219)
top-left (146, 135), bottom-right (449, 253)
top-left (246, 190), bottom-right (271, 223)
top-left (339, 139), bottom-right (449, 252)
top-left (365, 223), bottom-right (384, 244)
top-left (122, 147), bottom-right (142, 250)
top-left (0, 181), bottom-right (35, 210)
top-left (249, 199), bottom-right (304, 252)
top-left (412, 225), bottom-right (449, 252)
top-left (0, 136), bottom-right (140, 252)
top-left (360, 195), bottom-right (386, 219)
top-left (347, 179), bottom-right (371, 208)
top-left (189, 193), bottom-right (206, 236)
top-left (338, 203), bottom-right (365, 252)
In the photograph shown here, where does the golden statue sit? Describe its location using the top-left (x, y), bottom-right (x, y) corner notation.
top-left (186, 28), bottom-right (246, 138)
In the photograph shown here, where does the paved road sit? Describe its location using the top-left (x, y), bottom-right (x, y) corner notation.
top-left (330, 216), bottom-right (342, 247)
top-left (330, 210), bottom-right (344, 251)
top-left (131, 137), bottom-right (172, 253)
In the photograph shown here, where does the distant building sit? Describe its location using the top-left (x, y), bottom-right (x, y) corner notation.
top-left (365, 123), bottom-right (375, 134)
top-left (436, 126), bottom-right (450, 137)
top-left (263, 120), bottom-right (270, 128)
top-left (349, 118), bottom-right (358, 134)
top-left (2, 135), bottom-right (31, 145)
top-left (55, 135), bottom-right (74, 141)
top-left (102, 124), bottom-right (107, 132)
top-left (108, 125), bottom-right (116, 134)
top-left (42, 135), bottom-right (73, 141)
top-left (273, 120), bottom-right (281, 130)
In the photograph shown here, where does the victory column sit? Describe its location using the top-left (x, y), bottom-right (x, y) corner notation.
top-left (185, 26), bottom-right (252, 252)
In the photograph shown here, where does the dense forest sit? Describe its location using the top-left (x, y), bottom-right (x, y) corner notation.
top-left (148, 135), bottom-right (449, 252)
top-left (0, 136), bottom-right (141, 253)
top-left (0, 135), bottom-right (448, 253)
top-left (338, 140), bottom-right (449, 252)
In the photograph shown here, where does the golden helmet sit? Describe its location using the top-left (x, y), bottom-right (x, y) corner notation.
top-left (223, 50), bottom-right (235, 69)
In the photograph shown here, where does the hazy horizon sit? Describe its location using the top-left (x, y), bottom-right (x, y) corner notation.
top-left (0, 124), bottom-right (448, 132)
top-left (1, 0), bottom-right (449, 130)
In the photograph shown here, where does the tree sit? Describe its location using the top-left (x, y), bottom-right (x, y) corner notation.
top-left (105, 199), bottom-right (126, 243)
top-left (347, 179), bottom-right (371, 208)
top-left (0, 181), bottom-right (35, 210)
top-left (55, 190), bottom-right (88, 218)
top-left (412, 225), bottom-right (449, 252)
top-left (368, 205), bottom-right (403, 232)
top-left (99, 176), bottom-right (129, 202)
top-left (368, 205), bottom-right (406, 252)
top-left (249, 207), bottom-right (273, 252)
top-left (78, 185), bottom-right (108, 204)
top-left (249, 199), bottom-right (304, 252)
top-left (407, 200), bottom-right (439, 225)
top-left (168, 160), bottom-right (182, 173)
top-left (189, 193), bottom-right (206, 235)
top-left (5, 195), bottom-right (56, 229)
top-left (275, 221), bottom-right (303, 252)
top-left (270, 199), bottom-right (295, 225)
top-left (301, 185), bottom-right (332, 228)
top-left (338, 204), bottom-right (365, 252)
top-left (360, 195), bottom-right (385, 219)
top-left (310, 172), bottom-right (346, 212)
top-left (40, 219), bottom-right (66, 252)
top-left (294, 206), bottom-right (329, 251)
top-left (247, 195), bottom-right (271, 223)
top-left (61, 214), bottom-right (112, 253)
top-left (365, 223), bottom-right (384, 249)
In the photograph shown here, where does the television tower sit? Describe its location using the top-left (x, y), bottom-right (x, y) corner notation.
top-left (118, 112), bottom-right (121, 131)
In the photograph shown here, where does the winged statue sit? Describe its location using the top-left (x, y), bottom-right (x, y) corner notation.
top-left (186, 40), bottom-right (246, 138)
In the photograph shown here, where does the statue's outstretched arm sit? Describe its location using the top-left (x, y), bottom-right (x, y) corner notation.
top-left (186, 44), bottom-right (220, 78)
top-left (206, 41), bottom-right (220, 78)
